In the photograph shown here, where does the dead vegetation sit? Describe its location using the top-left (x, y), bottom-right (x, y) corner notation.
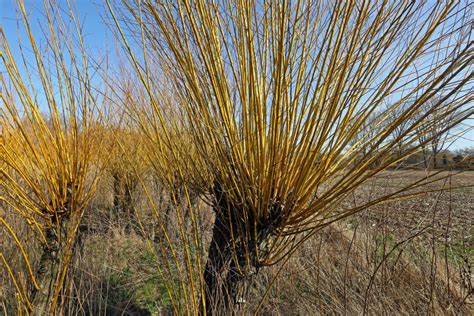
top-left (3, 171), bottom-right (472, 315)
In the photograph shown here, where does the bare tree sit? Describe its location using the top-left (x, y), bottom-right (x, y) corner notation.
top-left (350, 111), bottom-right (386, 168)
top-left (415, 97), bottom-right (462, 169)
top-left (387, 101), bottom-right (413, 164)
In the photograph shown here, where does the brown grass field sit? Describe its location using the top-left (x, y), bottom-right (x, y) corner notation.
top-left (252, 170), bottom-right (473, 315)
top-left (3, 170), bottom-right (472, 314)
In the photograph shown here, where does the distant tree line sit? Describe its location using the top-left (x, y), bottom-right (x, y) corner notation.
top-left (352, 97), bottom-right (473, 170)
top-left (400, 147), bottom-right (474, 170)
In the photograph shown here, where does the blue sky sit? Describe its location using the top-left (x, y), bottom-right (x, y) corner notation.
top-left (1, 0), bottom-right (109, 51)
top-left (1, 0), bottom-right (473, 150)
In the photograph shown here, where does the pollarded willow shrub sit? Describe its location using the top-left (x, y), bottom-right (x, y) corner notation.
top-left (112, 1), bottom-right (473, 314)
top-left (1, 2), bottom-right (106, 313)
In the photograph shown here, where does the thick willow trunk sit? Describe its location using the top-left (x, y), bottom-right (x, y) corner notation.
top-left (200, 209), bottom-right (251, 315)
top-left (29, 215), bottom-right (84, 314)
top-left (200, 182), bottom-right (277, 314)
top-left (123, 182), bottom-right (134, 214)
top-left (112, 172), bottom-right (138, 231)
top-left (113, 173), bottom-right (121, 212)
top-left (29, 223), bottom-right (67, 314)
top-left (201, 210), bottom-right (232, 314)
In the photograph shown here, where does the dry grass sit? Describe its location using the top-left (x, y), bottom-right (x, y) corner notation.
top-left (241, 171), bottom-right (474, 315)
top-left (3, 170), bottom-right (472, 314)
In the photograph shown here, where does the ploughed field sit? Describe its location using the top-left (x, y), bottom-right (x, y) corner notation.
top-left (252, 171), bottom-right (473, 315)
top-left (349, 171), bottom-right (473, 254)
